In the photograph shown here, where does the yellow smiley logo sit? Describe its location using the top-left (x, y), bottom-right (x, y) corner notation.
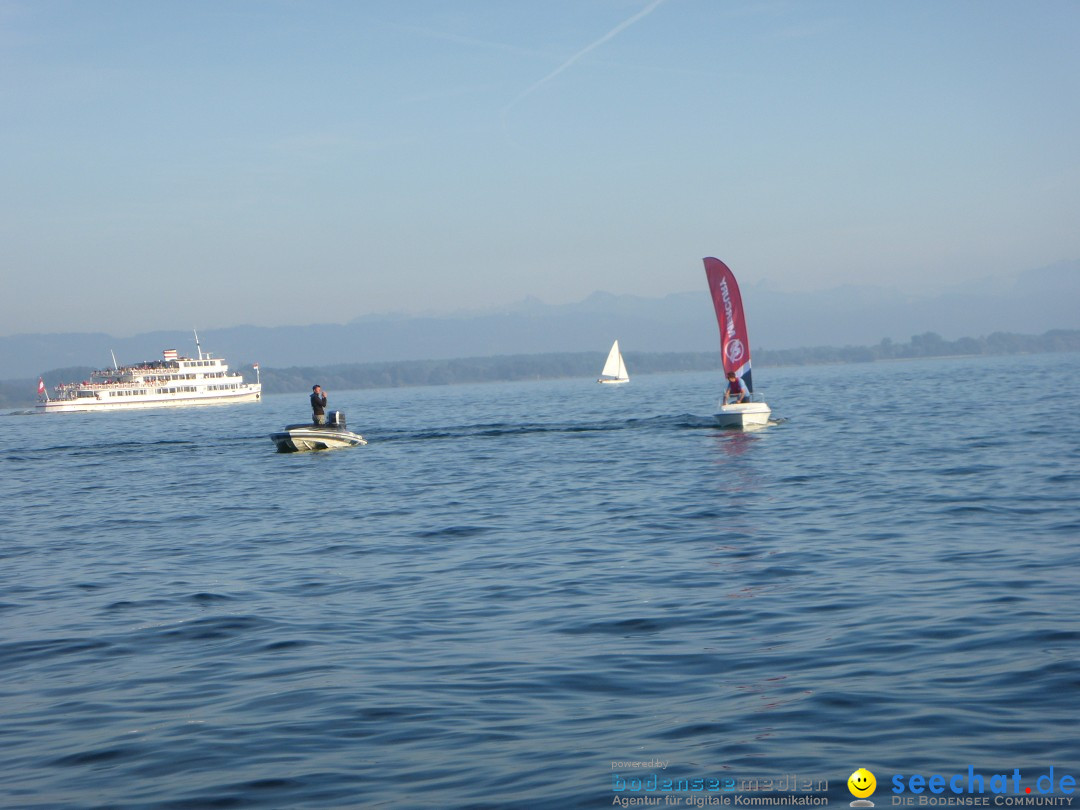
top-left (848, 768), bottom-right (877, 798)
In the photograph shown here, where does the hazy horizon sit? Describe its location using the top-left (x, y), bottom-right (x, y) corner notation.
top-left (3, 1), bottom-right (1078, 336)
top-left (2, 256), bottom-right (1077, 382)
top-left (3, 257), bottom-right (1077, 343)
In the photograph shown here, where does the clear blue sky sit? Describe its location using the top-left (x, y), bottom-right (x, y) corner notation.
top-left (2, 0), bottom-right (1078, 336)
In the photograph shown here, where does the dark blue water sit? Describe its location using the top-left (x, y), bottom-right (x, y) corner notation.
top-left (2, 353), bottom-right (1078, 809)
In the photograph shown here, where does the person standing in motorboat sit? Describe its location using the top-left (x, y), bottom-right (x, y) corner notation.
top-left (311, 384), bottom-right (327, 424)
top-left (723, 371), bottom-right (748, 404)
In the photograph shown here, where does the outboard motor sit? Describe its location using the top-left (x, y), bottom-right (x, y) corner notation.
top-left (327, 410), bottom-right (346, 428)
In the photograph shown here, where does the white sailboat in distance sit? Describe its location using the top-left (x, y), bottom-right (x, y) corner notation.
top-left (597, 340), bottom-right (630, 384)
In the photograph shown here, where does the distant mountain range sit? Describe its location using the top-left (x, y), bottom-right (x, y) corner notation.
top-left (2, 260), bottom-right (1077, 381)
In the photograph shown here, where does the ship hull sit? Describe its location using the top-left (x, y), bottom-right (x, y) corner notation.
top-left (36, 388), bottom-right (261, 413)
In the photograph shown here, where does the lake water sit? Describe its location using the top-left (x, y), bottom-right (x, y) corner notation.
top-left (2, 353), bottom-right (1078, 809)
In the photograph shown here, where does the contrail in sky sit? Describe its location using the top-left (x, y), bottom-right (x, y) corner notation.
top-left (503, 0), bottom-right (669, 115)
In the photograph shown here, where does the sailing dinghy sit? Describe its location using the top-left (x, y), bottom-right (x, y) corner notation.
top-left (703, 258), bottom-right (771, 427)
top-left (597, 340), bottom-right (630, 384)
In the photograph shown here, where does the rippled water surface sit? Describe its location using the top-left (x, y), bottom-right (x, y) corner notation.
top-left (2, 353), bottom-right (1078, 809)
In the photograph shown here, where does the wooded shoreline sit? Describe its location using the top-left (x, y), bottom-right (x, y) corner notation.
top-left (4, 329), bottom-right (1077, 409)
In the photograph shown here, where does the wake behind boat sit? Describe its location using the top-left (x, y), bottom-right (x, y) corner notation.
top-left (597, 340), bottom-right (629, 384)
top-left (270, 411), bottom-right (367, 452)
top-left (703, 257), bottom-right (772, 428)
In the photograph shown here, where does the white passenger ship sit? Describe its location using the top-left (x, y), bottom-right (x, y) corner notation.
top-left (36, 334), bottom-right (261, 413)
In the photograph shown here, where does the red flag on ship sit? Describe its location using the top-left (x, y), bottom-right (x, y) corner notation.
top-left (703, 257), bottom-right (755, 392)
top-left (37, 377), bottom-right (46, 396)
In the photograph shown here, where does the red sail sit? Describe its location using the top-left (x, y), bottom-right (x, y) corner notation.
top-left (703, 257), bottom-right (755, 392)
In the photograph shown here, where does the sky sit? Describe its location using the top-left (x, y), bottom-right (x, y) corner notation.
top-left (2, 0), bottom-right (1078, 337)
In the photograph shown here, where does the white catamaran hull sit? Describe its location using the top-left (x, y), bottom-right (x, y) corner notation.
top-left (714, 401), bottom-right (771, 428)
top-left (271, 425), bottom-right (367, 452)
top-left (37, 388), bottom-right (261, 413)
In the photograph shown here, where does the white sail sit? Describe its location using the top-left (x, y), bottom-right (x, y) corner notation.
top-left (598, 340), bottom-right (629, 384)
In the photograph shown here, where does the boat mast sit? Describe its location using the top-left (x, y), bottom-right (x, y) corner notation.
top-left (110, 350), bottom-right (119, 370)
top-left (193, 329), bottom-right (203, 360)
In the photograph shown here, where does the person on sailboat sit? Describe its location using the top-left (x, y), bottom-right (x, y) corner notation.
top-left (724, 371), bottom-right (748, 404)
top-left (311, 384), bottom-right (327, 424)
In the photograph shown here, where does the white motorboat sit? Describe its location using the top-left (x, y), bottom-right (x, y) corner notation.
top-left (36, 332), bottom-right (260, 413)
top-left (597, 339), bottom-right (630, 384)
top-left (270, 411), bottom-right (367, 452)
top-left (703, 257), bottom-right (772, 429)
top-left (714, 399), bottom-right (772, 428)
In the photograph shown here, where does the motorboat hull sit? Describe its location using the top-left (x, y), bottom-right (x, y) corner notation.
top-left (271, 424), bottom-right (367, 452)
top-left (714, 401), bottom-right (771, 428)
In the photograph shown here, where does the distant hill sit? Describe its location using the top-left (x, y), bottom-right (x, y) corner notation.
top-left (0, 260), bottom-right (1076, 381)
